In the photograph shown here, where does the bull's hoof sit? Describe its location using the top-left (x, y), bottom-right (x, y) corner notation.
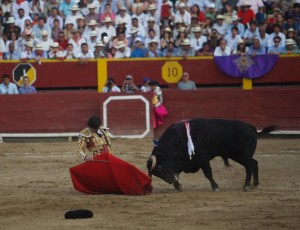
top-left (243, 186), bottom-right (250, 192)
top-left (173, 181), bottom-right (182, 192)
top-left (212, 188), bottom-right (219, 192)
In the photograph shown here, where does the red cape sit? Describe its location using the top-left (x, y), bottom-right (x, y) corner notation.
top-left (70, 152), bottom-right (152, 195)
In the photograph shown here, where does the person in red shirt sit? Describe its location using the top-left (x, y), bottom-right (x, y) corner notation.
top-left (237, 2), bottom-right (255, 26)
top-left (55, 31), bottom-right (68, 50)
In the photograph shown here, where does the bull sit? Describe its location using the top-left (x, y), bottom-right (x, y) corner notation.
top-left (147, 118), bottom-right (275, 191)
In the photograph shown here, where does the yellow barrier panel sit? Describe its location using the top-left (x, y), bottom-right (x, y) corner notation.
top-left (97, 58), bottom-right (107, 92)
top-left (242, 78), bottom-right (253, 90)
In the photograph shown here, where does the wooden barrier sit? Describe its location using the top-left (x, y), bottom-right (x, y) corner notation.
top-left (0, 56), bottom-right (299, 91)
top-left (0, 88), bottom-right (299, 138)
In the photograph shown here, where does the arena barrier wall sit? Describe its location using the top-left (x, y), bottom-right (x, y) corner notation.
top-left (0, 88), bottom-right (299, 138)
top-left (0, 56), bottom-right (299, 91)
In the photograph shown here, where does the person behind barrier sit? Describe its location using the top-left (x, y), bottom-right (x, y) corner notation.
top-left (77, 116), bottom-right (113, 161)
top-left (0, 74), bottom-right (19, 95)
top-left (102, 78), bottom-right (121, 92)
top-left (177, 72), bottom-right (196, 90)
top-left (121, 75), bottom-right (139, 92)
top-left (18, 76), bottom-right (37, 94)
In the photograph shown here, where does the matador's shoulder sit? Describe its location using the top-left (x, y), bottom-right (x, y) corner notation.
top-left (79, 128), bottom-right (92, 138)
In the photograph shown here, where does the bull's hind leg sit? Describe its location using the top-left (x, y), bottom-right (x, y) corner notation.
top-left (252, 159), bottom-right (259, 187)
top-left (230, 156), bottom-right (253, 191)
top-left (201, 161), bottom-right (219, 192)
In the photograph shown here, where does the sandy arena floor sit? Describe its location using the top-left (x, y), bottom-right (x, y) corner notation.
top-left (0, 137), bottom-right (299, 230)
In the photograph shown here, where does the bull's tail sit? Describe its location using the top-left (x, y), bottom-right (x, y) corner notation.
top-left (257, 125), bottom-right (277, 135)
top-left (221, 156), bottom-right (232, 168)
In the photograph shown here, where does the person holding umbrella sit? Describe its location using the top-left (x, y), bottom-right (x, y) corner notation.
top-left (77, 116), bottom-right (113, 161)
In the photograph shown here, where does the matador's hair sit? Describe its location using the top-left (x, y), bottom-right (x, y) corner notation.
top-left (87, 116), bottom-right (101, 129)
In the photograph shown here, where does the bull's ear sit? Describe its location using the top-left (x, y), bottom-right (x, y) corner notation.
top-left (153, 139), bottom-right (159, 146)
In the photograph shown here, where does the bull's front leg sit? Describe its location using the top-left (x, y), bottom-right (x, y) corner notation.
top-left (201, 162), bottom-right (219, 192)
top-left (173, 174), bottom-right (182, 191)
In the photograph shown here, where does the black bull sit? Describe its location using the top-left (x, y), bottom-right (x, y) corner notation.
top-left (147, 118), bottom-right (275, 191)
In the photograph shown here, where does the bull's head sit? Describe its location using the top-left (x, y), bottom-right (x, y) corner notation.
top-left (147, 145), bottom-right (178, 186)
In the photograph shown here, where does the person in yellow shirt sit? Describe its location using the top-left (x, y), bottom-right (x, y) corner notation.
top-left (77, 116), bottom-right (113, 161)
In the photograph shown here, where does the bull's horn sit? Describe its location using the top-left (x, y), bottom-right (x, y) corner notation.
top-left (149, 156), bottom-right (156, 172)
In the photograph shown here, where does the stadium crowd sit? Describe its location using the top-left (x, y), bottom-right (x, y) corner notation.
top-left (0, 0), bottom-right (300, 61)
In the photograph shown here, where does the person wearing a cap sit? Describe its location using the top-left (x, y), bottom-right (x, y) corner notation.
top-left (112, 32), bottom-right (129, 49)
top-left (20, 41), bottom-right (35, 60)
top-left (232, 39), bottom-right (249, 55)
top-left (114, 40), bottom-right (131, 58)
top-left (121, 75), bottom-right (139, 93)
top-left (18, 76), bottom-right (37, 94)
top-left (31, 17), bottom-right (51, 40)
top-left (98, 16), bottom-right (116, 42)
top-left (177, 72), bottom-right (196, 90)
top-left (237, 0), bottom-right (264, 15)
top-left (127, 26), bottom-right (144, 49)
top-left (145, 16), bottom-right (160, 41)
top-left (174, 27), bottom-right (187, 48)
top-left (175, 2), bottom-right (191, 27)
top-left (115, 19), bottom-right (127, 37)
top-left (94, 41), bottom-right (107, 58)
top-left (177, 38), bottom-right (195, 58)
top-left (283, 39), bottom-right (299, 54)
top-left (76, 42), bottom-right (94, 63)
top-left (62, 20), bottom-right (74, 39)
top-left (83, 19), bottom-right (99, 39)
top-left (237, 1), bottom-right (256, 25)
top-left (214, 38), bottom-right (231, 56)
top-left (286, 28), bottom-right (300, 46)
top-left (11, 0), bottom-right (30, 19)
top-left (144, 4), bottom-right (160, 27)
top-left (247, 37), bottom-right (266, 56)
top-left (140, 77), bottom-right (151, 92)
top-left (68, 28), bottom-right (86, 54)
top-left (267, 36), bottom-right (285, 55)
top-left (268, 24), bottom-right (286, 48)
top-left (190, 26), bottom-right (207, 51)
top-left (46, 7), bottom-right (64, 30)
top-left (0, 74), bottom-right (19, 95)
top-left (145, 38), bottom-right (161, 57)
top-left (31, 43), bottom-right (49, 61)
top-left (86, 31), bottom-right (99, 52)
top-left (59, 0), bottom-right (76, 19)
top-left (226, 15), bottom-right (245, 37)
top-left (36, 30), bottom-right (54, 52)
top-left (145, 29), bottom-right (159, 49)
top-left (131, 37), bottom-right (146, 57)
top-left (4, 42), bottom-right (21, 60)
top-left (212, 15), bottom-right (228, 38)
top-left (205, 3), bottom-right (217, 21)
top-left (48, 42), bottom-right (64, 58)
top-left (65, 5), bottom-right (83, 27)
top-left (3, 17), bottom-right (21, 40)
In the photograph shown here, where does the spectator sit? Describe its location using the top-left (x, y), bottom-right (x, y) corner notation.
top-left (77, 16), bottom-right (87, 34)
top-left (186, 14), bottom-right (199, 35)
top-left (175, 3), bottom-right (191, 27)
top-left (174, 27), bottom-right (187, 48)
top-left (107, 46), bottom-right (117, 58)
top-left (247, 38), bottom-right (266, 56)
top-left (232, 39), bottom-right (249, 55)
top-left (0, 74), bottom-right (19, 94)
top-left (115, 41), bottom-right (131, 58)
top-left (160, 27), bottom-right (174, 51)
top-left (63, 43), bottom-right (76, 59)
top-left (63, 20), bottom-right (75, 39)
top-left (144, 4), bottom-right (160, 27)
top-left (205, 3), bottom-right (217, 21)
top-left (214, 39), bottom-right (231, 56)
top-left (131, 37), bottom-right (146, 58)
top-left (268, 24), bottom-right (286, 48)
top-left (65, 5), bottom-right (83, 27)
top-left (99, 3), bottom-right (116, 22)
top-left (145, 17), bottom-right (160, 41)
top-left (3, 17), bottom-right (21, 41)
top-left (121, 75), bottom-right (139, 92)
top-left (140, 77), bottom-right (151, 92)
top-left (257, 25), bottom-right (270, 52)
top-left (190, 4), bottom-right (205, 24)
top-left (127, 27), bottom-right (144, 49)
top-left (21, 19), bottom-right (33, 35)
top-left (115, 6), bottom-right (132, 28)
top-left (98, 16), bottom-right (116, 42)
top-left (94, 41), bottom-right (107, 58)
top-left (36, 30), bottom-right (54, 52)
top-left (29, 0), bottom-right (44, 18)
top-left (226, 15), bottom-right (245, 37)
top-left (31, 43), bottom-right (48, 63)
top-left (77, 43), bottom-right (94, 63)
top-left (283, 39), bottom-right (299, 54)
top-left (68, 29), bottom-right (86, 54)
top-left (190, 26), bottom-right (207, 51)
top-left (145, 39), bottom-right (161, 57)
top-left (20, 41), bottom-right (35, 60)
top-left (212, 14), bottom-right (228, 38)
top-left (31, 16), bottom-right (51, 40)
top-left (1, 0), bottom-right (12, 20)
top-left (46, 7), bottom-right (63, 29)
top-left (82, 19), bottom-right (99, 39)
top-left (208, 28), bottom-right (221, 50)
top-left (51, 19), bottom-right (63, 40)
top-left (18, 76), bottom-right (37, 94)
top-left (78, 0), bottom-right (89, 17)
top-left (148, 80), bottom-right (168, 129)
top-left (59, 0), bottom-right (76, 19)
top-left (5, 32), bottom-right (20, 51)
top-left (177, 72), bottom-right (197, 90)
top-left (162, 41), bottom-right (178, 57)
top-left (145, 29), bottom-right (159, 48)
top-left (202, 17), bottom-right (214, 38)
top-left (196, 42), bottom-right (214, 56)
top-left (12, 0), bottom-right (30, 18)
top-left (127, 17), bottom-right (145, 38)
top-left (268, 36), bottom-right (284, 55)
top-left (177, 38), bottom-right (196, 58)
top-left (48, 42), bottom-right (64, 59)
top-left (237, 1), bottom-right (256, 25)
top-left (4, 42), bottom-right (20, 60)
top-left (115, 19), bottom-right (127, 37)
top-left (55, 31), bottom-right (68, 50)
top-left (286, 28), bottom-right (300, 47)
top-left (243, 20), bottom-right (259, 46)
top-left (237, 0), bottom-right (264, 15)
top-left (112, 32), bottom-right (128, 48)
top-left (15, 8), bottom-right (32, 33)
top-left (102, 78), bottom-right (121, 92)
top-left (87, 31), bottom-right (99, 52)
top-left (224, 26), bottom-right (242, 51)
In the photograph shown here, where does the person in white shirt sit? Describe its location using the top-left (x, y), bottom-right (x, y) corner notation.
top-left (212, 15), bottom-right (228, 38)
top-left (76, 43), bottom-right (94, 63)
top-left (15, 8), bottom-right (32, 33)
top-left (0, 37), bottom-right (7, 53)
top-left (214, 39), bottom-right (231, 56)
top-left (144, 4), bottom-right (160, 28)
top-left (82, 19), bottom-right (100, 40)
top-left (174, 2), bottom-right (191, 27)
top-left (48, 42), bottom-right (64, 59)
top-left (131, 5), bottom-right (146, 27)
top-left (186, 0), bottom-right (210, 12)
top-left (115, 6), bottom-right (132, 27)
top-left (0, 74), bottom-right (19, 94)
top-left (98, 16), bottom-right (117, 42)
top-left (11, 0), bottom-right (30, 19)
top-left (127, 17), bottom-right (146, 38)
top-left (65, 5), bottom-right (83, 29)
top-left (144, 17), bottom-right (160, 40)
top-left (226, 15), bottom-right (245, 37)
top-left (114, 41), bottom-right (131, 58)
top-left (224, 26), bottom-right (242, 51)
top-left (243, 20), bottom-right (259, 46)
top-left (68, 29), bottom-right (87, 54)
top-left (87, 31), bottom-right (99, 52)
top-left (268, 24), bottom-right (286, 48)
top-left (257, 26), bottom-right (270, 51)
top-left (102, 78), bottom-right (121, 92)
top-left (190, 26), bottom-right (207, 51)
top-left (35, 30), bottom-right (54, 52)
top-left (47, 7), bottom-right (64, 29)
